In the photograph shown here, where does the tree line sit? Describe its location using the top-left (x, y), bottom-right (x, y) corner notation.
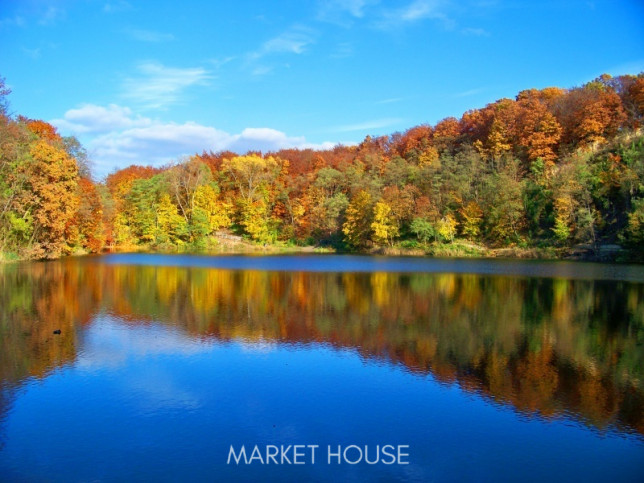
top-left (1, 73), bottom-right (643, 259)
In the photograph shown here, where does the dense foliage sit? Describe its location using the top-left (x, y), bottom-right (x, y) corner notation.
top-left (1, 73), bottom-right (644, 259)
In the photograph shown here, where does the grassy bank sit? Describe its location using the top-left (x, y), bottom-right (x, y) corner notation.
top-left (139, 238), bottom-right (638, 263)
top-left (3, 238), bottom-right (640, 263)
top-left (369, 241), bottom-right (558, 259)
top-left (369, 240), bottom-right (643, 262)
top-left (0, 252), bottom-right (19, 264)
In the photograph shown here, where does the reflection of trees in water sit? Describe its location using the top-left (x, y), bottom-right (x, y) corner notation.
top-left (0, 262), bottom-right (81, 386)
top-left (1, 259), bottom-right (643, 435)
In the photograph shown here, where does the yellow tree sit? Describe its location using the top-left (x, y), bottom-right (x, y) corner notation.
top-left (371, 201), bottom-right (399, 246)
top-left (418, 146), bottom-right (439, 167)
top-left (192, 184), bottom-right (231, 234)
top-left (23, 140), bottom-right (79, 258)
top-left (342, 190), bottom-right (373, 248)
top-left (221, 154), bottom-right (281, 241)
top-left (156, 193), bottom-right (188, 245)
top-left (240, 199), bottom-right (271, 242)
top-left (470, 99), bottom-right (517, 162)
top-left (221, 154), bottom-right (279, 203)
top-left (459, 201), bottom-right (483, 240)
top-left (552, 186), bottom-right (580, 244)
top-left (113, 212), bottom-right (134, 247)
top-left (437, 214), bottom-right (457, 242)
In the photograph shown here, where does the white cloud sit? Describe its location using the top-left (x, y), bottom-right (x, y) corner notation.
top-left (251, 65), bottom-right (274, 77)
top-left (330, 42), bottom-right (354, 59)
top-left (38, 6), bottom-right (65, 25)
top-left (250, 26), bottom-right (316, 60)
top-left (376, 0), bottom-right (452, 29)
top-left (400, 0), bottom-right (441, 21)
top-left (229, 128), bottom-right (335, 153)
top-left (89, 121), bottom-right (232, 167)
top-left (126, 28), bottom-right (175, 42)
top-left (334, 0), bottom-right (372, 18)
top-left (375, 97), bottom-right (403, 105)
top-left (207, 56), bottom-right (236, 69)
top-left (332, 117), bottom-right (403, 132)
top-left (53, 104), bottom-right (337, 176)
top-left (317, 0), bottom-right (378, 24)
top-left (461, 27), bottom-right (489, 36)
top-left (103, 1), bottom-right (132, 13)
top-left (244, 26), bottom-right (316, 75)
top-left (52, 104), bottom-right (151, 134)
top-left (21, 47), bottom-right (41, 59)
top-left (121, 62), bottom-right (213, 109)
top-left (263, 33), bottom-right (311, 55)
top-left (0, 15), bottom-right (25, 28)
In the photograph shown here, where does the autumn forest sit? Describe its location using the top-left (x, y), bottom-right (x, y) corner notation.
top-left (1, 73), bottom-right (643, 261)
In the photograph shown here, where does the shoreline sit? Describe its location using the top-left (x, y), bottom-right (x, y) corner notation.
top-left (1, 240), bottom-right (639, 264)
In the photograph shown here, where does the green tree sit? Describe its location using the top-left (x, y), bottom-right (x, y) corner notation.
top-left (124, 176), bottom-right (163, 243)
top-left (483, 160), bottom-right (526, 244)
top-left (410, 217), bottom-right (436, 243)
top-left (623, 198), bottom-right (644, 247)
top-left (156, 193), bottom-right (188, 245)
top-left (192, 184), bottom-right (231, 235)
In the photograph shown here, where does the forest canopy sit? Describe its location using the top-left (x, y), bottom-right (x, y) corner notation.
top-left (1, 73), bottom-right (643, 260)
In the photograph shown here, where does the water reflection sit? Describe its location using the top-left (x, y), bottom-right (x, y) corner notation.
top-left (1, 257), bottom-right (643, 437)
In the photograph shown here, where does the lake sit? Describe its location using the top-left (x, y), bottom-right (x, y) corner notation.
top-left (1, 254), bottom-right (643, 481)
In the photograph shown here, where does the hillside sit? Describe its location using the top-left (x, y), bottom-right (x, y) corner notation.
top-left (1, 73), bottom-right (643, 261)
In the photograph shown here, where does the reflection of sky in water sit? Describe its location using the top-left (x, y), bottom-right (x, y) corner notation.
top-left (1, 256), bottom-right (643, 481)
top-left (2, 314), bottom-right (642, 481)
top-left (75, 317), bottom-right (278, 413)
top-left (77, 315), bottom-right (216, 370)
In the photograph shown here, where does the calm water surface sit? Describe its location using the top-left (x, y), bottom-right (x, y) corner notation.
top-left (0, 254), bottom-right (643, 481)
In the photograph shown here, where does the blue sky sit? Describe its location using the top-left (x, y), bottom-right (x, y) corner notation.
top-left (1, 0), bottom-right (643, 177)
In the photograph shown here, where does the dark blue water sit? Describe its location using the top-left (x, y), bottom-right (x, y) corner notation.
top-left (103, 252), bottom-right (644, 281)
top-left (0, 255), bottom-right (643, 481)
